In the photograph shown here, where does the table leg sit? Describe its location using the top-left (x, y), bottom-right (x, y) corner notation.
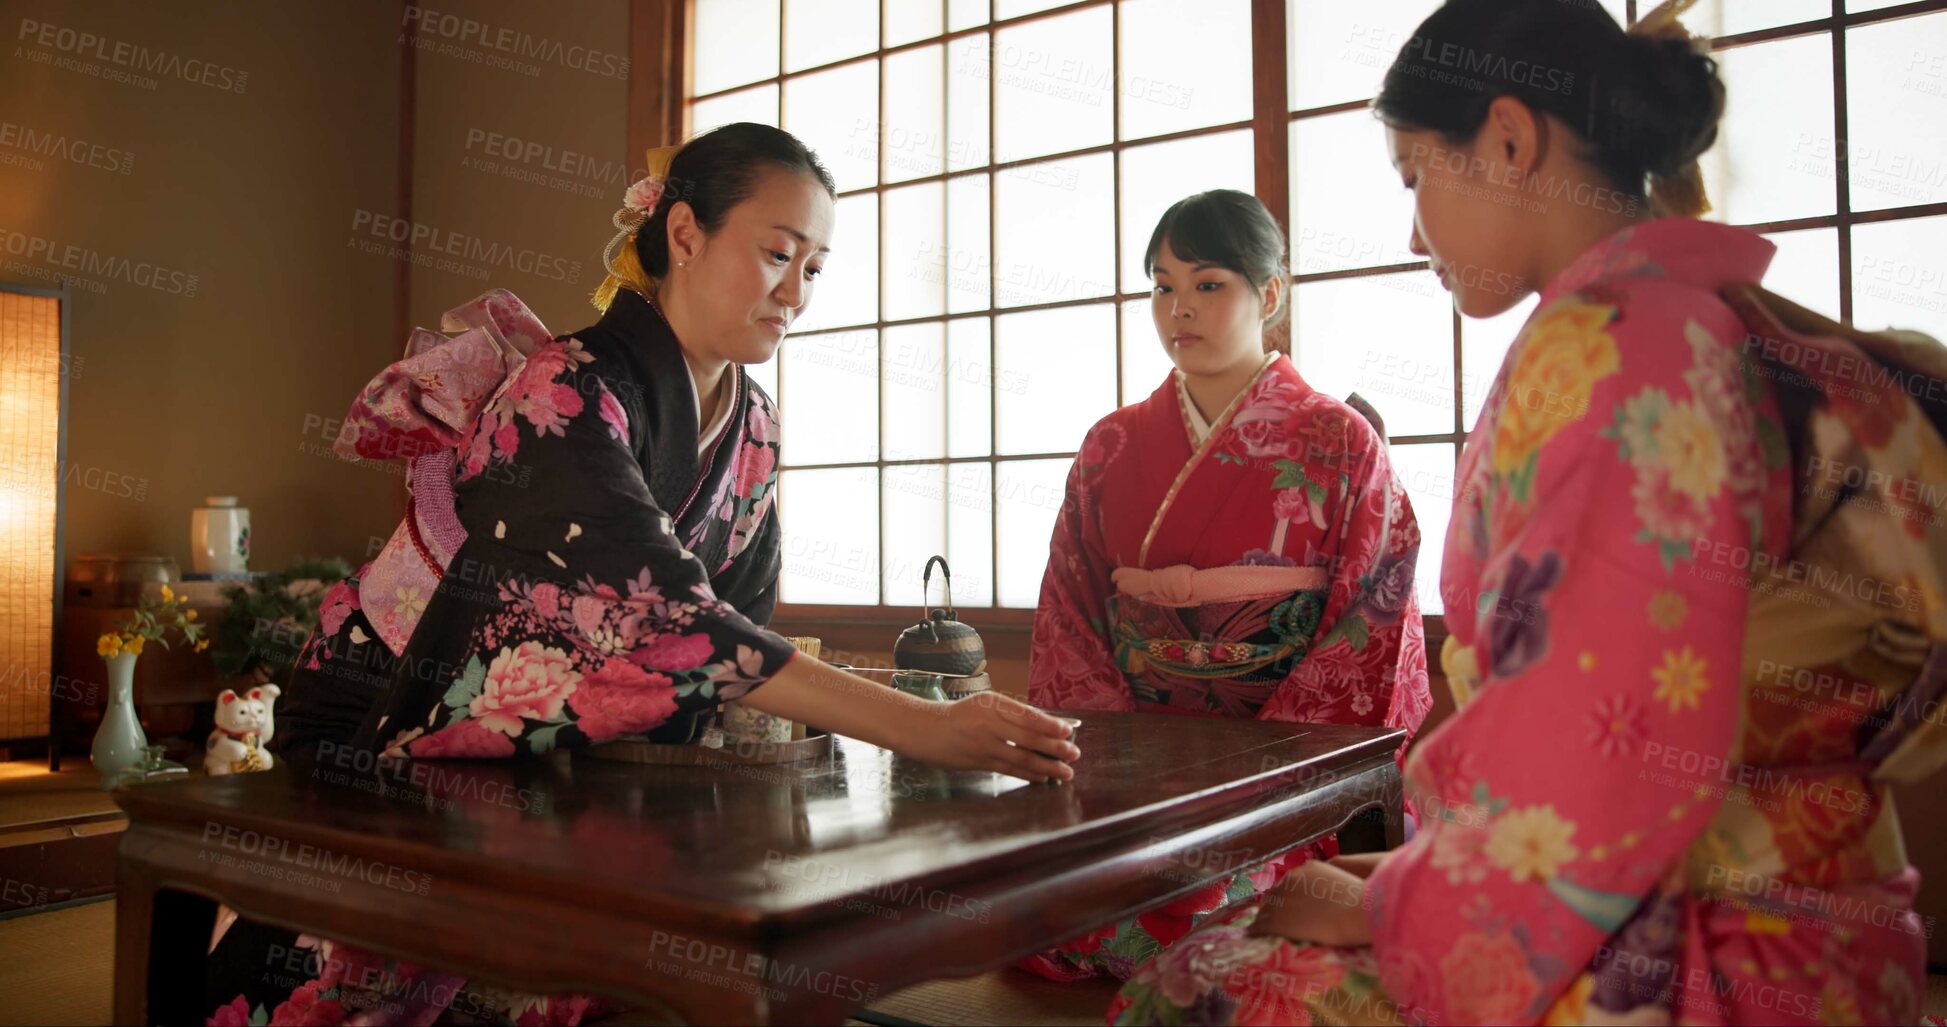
top-left (114, 861), bottom-right (217, 1027)
top-left (1335, 763), bottom-right (1405, 854)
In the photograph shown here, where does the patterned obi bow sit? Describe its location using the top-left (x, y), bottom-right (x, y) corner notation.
top-left (335, 290), bottom-right (554, 656)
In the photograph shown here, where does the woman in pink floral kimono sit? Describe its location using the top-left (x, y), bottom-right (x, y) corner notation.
top-left (1111, 3), bottom-right (1947, 1025)
top-left (204, 124), bottom-right (1079, 1026)
top-left (1020, 190), bottom-right (1432, 983)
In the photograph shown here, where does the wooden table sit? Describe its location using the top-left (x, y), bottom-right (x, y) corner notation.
top-left (113, 714), bottom-right (1404, 1026)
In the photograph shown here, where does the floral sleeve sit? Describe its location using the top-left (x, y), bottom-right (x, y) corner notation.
top-left (366, 338), bottom-right (799, 758)
top-left (1258, 420), bottom-right (1431, 739)
top-left (1028, 424), bottom-right (1137, 711)
top-left (1365, 294), bottom-right (1763, 1022)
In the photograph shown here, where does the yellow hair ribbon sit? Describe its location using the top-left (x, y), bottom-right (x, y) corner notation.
top-left (593, 143), bottom-right (687, 311)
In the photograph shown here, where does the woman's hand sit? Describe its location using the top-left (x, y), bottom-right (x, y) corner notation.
top-left (1250, 858), bottom-right (1373, 947)
top-left (740, 655), bottom-right (1080, 782)
top-left (903, 692), bottom-right (1081, 783)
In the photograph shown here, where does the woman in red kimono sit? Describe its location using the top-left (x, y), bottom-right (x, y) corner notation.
top-left (1021, 189), bottom-right (1433, 981)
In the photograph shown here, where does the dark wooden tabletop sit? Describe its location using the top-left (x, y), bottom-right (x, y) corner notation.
top-left (115, 713), bottom-right (1406, 1024)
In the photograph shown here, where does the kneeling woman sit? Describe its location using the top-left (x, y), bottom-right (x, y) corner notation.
top-left (1116, 2), bottom-right (1947, 1024)
top-left (1022, 190), bottom-right (1432, 981)
top-left (205, 123), bottom-right (1078, 1026)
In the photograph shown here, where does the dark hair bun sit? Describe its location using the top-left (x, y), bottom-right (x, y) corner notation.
top-left (1603, 33), bottom-right (1724, 181)
top-left (1375, 0), bottom-right (1727, 205)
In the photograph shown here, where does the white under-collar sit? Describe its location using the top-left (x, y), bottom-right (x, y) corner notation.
top-left (1176, 373), bottom-right (1215, 444)
top-left (687, 365), bottom-right (737, 458)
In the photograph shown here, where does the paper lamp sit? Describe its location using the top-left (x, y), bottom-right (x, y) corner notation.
top-left (0, 283), bottom-right (69, 768)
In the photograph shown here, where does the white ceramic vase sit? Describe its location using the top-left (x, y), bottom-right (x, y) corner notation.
top-left (191, 496), bottom-right (250, 574)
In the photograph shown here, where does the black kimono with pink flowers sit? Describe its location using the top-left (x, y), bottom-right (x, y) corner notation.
top-left (211, 289), bottom-right (795, 1025)
top-left (275, 287), bottom-right (796, 760)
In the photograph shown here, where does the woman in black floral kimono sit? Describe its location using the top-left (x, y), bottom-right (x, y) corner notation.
top-left (205, 123), bottom-right (1079, 1026)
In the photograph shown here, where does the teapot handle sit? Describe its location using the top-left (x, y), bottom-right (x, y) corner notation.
top-left (921, 555), bottom-right (955, 619)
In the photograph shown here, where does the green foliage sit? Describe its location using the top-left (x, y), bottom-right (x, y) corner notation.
top-left (207, 556), bottom-right (352, 678)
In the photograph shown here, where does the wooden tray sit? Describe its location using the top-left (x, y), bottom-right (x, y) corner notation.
top-left (582, 733), bottom-right (833, 766)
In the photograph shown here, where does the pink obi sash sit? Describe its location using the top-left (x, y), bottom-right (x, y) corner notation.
top-left (1111, 563), bottom-right (1328, 608)
top-left (333, 290), bottom-right (554, 655)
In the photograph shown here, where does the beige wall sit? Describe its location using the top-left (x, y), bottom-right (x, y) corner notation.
top-left (2, 0), bottom-right (407, 575)
top-left (2, 0), bottom-right (631, 581)
top-left (403, 0), bottom-right (631, 345)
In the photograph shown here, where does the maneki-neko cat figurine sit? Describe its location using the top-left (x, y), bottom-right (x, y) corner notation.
top-left (205, 684), bottom-right (280, 776)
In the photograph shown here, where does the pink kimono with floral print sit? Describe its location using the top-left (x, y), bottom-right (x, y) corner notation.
top-left (1112, 218), bottom-right (1947, 1027)
top-left (1019, 355), bottom-right (1431, 982)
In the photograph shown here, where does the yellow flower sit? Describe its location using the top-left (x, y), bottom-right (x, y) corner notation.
top-left (97, 634), bottom-right (122, 658)
top-left (1647, 589), bottom-right (1688, 631)
top-left (123, 635), bottom-right (146, 656)
top-left (1541, 973), bottom-right (1594, 1026)
top-left (1485, 804), bottom-right (1580, 882)
top-left (185, 609), bottom-right (199, 621)
top-left (1652, 400), bottom-right (1726, 502)
top-left (1652, 645), bottom-right (1710, 713)
top-left (195, 639), bottom-right (210, 652)
top-left (1492, 300), bottom-right (1621, 476)
top-left (160, 584), bottom-right (174, 603)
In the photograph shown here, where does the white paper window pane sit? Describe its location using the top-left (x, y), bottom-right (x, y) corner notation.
top-left (1459, 295), bottom-right (1537, 431)
top-left (997, 0), bottom-right (1073, 18)
top-left (997, 458), bottom-right (1070, 607)
top-left (784, 0), bottom-right (878, 72)
top-left (1852, 215), bottom-right (1947, 342)
top-left (784, 62), bottom-right (880, 193)
top-left (947, 34), bottom-right (992, 171)
top-left (996, 153), bottom-right (1115, 307)
top-left (1291, 112), bottom-right (1418, 274)
top-left (745, 354), bottom-right (779, 401)
top-left (1849, 0), bottom-right (1918, 10)
top-left (947, 317), bottom-right (994, 458)
top-left (947, 174), bottom-right (992, 312)
top-left (694, 0), bottom-right (781, 95)
top-left (796, 193), bottom-right (879, 333)
top-left (1286, 0), bottom-right (1440, 110)
top-left (884, 323), bottom-right (948, 460)
top-left (1120, 130), bottom-right (1255, 292)
top-left (1120, 0), bottom-right (1252, 140)
top-left (947, 462), bottom-right (995, 604)
top-left (779, 467), bottom-right (880, 603)
top-left (949, 0), bottom-right (988, 31)
top-left (1685, 0), bottom-right (1829, 36)
top-left (1762, 227), bottom-right (1842, 324)
top-left (780, 329), bottom-right (878, 464)
top-left (691, 84), bottom-right (779, 136)
top-left (885, 45), bottom-right (946, 183)
top-left (996, 304), bottom-right (1117, 454)
top-left (994, 7), bottom-right (1113, 163)
top-left (884, 465), bottom-right (947, 605)
top-left (1294, 273), bottom-right (1454, 437)
top-left (1120, 298), bottom-right (1178, 406)
top-left (1387, 443), bottom-right (1454, 616)
top-left (1706, 35), bottom-right (1835, 225)
top-left (885, 182), bottom-right (947, 321)
top-left (886, 0), bottom-right (944, 47)
top-left (1845, 15), bottom-right (1947, 212)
